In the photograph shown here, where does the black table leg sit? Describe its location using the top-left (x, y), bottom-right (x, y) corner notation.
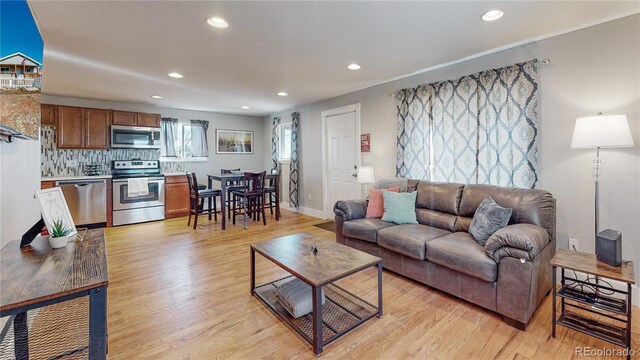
top-left (14, 312), bottom-right (28, 360)
top-left (220, 179), bottom-right (227, 230)
top-left (312, 285), bottom-right (323, 356)
top-left (552, 265), bottom-right (556, 338)
top-left (377, 262), bottom-right (383, 318)
top-left (250, 247), bottom-right (255, 295)
top-left (275, 175), bottom-right (281, 221)
top-left (627, 283), bottom-right (632, 360)
top-left (89, 287), bottom-right (107, 360)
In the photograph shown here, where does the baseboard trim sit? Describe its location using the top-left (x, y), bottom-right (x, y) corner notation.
top-left (279, 203), bottom-right (326, 220)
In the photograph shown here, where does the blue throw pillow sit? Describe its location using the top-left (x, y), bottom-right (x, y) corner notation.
top-left (381, 191), bottom-right (418, 224)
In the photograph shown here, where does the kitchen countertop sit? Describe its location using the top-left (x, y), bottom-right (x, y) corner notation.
top-left (163, 172), bottom-right (187, 177)
top-left (41, 175), bottom-right (113, 182)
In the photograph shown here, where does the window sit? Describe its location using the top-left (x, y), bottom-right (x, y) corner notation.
top-left (0, 67), bottom-right (10, 73)
top-left (161, 123), bottom-right (208, 161)
top-left (278, 123), bottom-right (292, 162)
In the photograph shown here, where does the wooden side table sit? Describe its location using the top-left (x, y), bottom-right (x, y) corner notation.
top-left (551, 249), bottom-right (635, 359)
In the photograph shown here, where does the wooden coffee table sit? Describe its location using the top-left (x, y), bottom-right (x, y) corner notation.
top-left (250, 232), bottom-right (382, 356)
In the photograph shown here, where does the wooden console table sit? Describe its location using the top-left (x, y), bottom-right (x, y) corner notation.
top-left (551, 249), bottom-right (634, 359)
top-left (0, 229), bottom-right (109, 359)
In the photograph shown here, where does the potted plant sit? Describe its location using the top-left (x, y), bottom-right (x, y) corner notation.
top-left (49, 219), bottom-right (70, 249)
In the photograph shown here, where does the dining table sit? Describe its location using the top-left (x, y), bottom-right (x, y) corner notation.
top-left (207, 172), bottom-right (281, 230)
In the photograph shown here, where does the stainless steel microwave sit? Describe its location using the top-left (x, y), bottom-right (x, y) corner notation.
top-left (111, 125), bottom-right (161, 149)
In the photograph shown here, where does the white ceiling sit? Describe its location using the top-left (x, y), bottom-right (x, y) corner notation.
top-left (29, 1), bottom-right (639, 116)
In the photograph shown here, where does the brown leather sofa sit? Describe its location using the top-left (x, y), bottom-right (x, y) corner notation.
top-left (334, 180), bottom-right (556, 329)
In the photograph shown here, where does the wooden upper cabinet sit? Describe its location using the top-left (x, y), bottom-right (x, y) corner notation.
top-left (57, 106), bottom-right (85, 149)
top-left (112, 110), bottom-right (137, 126)
top-left (41, 104), bottom-right (56, 126)
top-left (137, 113), bottom-right (160, 127)
top-left (86, 108), bottom-right (111, 149)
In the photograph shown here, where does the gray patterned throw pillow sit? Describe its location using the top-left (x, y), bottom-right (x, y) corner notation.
top-left (469, 195), bottom-right (513, 246)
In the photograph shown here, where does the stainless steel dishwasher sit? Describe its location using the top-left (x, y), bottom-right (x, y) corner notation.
top-left (56, 179), bottom-right (107, 226)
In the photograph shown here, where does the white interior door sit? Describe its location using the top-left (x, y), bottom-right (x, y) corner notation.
top-left (324, 107), bottom-right (360, 216)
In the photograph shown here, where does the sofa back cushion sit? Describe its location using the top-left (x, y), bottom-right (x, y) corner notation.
top-left (415, 181), bottom-right (465, 214)
top-left (415, 209), bottom-right (457, 232)
top-left (456, 184), bottom-right (555, 239)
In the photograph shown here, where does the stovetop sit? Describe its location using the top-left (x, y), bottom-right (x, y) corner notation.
top-left (111, 159), bottom-right (162, 179)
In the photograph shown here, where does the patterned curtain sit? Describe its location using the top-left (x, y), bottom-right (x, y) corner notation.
top-left (190, 120), bottom-right (209, 157)
top-left (396, 85), bottom-right (431, 179)
top-left (395, 60), bottom-right (539, 189)
top-left (289, 112), bottom-right (300, 207)
top-left (477, 61), bottom-right (539, 188)
top-left (431, 76), bottom-right (478, 183)
top-left (271, 117), bottom-right (280, 171)
top-left (160, 117), bottom-right (178, 157)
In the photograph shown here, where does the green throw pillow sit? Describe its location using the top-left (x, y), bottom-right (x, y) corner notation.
top-left (382, 191), bottom-right (418, 224)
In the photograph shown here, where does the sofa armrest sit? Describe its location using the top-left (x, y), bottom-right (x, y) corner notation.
top-left (333, 200), bottom-right (368, 221)
top-left (485, 224), bottom-right (550, 263)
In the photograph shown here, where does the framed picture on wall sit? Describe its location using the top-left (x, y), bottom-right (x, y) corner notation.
top-left (216, 129), bottom-right (254, 154)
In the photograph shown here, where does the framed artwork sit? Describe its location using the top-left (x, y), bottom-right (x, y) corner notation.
top-left (36, 187), bottom-right (77, 240)
top-left (216, 129), bottom-right (254, 154)
top-left (361, 133), bottom-right (371, 152)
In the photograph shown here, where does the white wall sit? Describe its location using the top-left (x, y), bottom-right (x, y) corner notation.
top-left (263, 15), bottom-right (640, 275)
top-left (0, 138), bottom-right (41, 248)
top-left (41, 94), bottom-right (265, 180)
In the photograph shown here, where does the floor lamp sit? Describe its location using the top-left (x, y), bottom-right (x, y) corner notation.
top-left (570, 114), bottom-right (634, 236)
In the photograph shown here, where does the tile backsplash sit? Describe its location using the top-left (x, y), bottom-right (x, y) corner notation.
top-left (41, 126), bottom-right (185, 177)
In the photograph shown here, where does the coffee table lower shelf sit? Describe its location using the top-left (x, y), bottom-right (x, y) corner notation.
top-left (253, 276), bottom-right (379, 352)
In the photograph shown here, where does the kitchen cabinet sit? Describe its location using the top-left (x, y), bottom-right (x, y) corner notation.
top-left (41, 104), bottom-right (56, 126)
top-left (56, 106), bottom-right (111, 150)
top-left (41, 181), bottom-right (55, 189)
top-left (57, 106), bottom-right (85, 149)
top-left (112, 110), bottom-right (160, 127)
top-left (137, 113), bottom-right (161, 127)
top-left (112, 110), bottom-right (137, 126)
top-left (85, 108), bottom-right (110, 149)
top-left (165, 175), bottom-right (190, 218)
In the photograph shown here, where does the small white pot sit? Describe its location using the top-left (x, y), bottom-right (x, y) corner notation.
top-left (49, 235), bottom-right (69, 249)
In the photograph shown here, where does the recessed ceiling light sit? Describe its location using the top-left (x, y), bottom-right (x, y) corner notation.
top-left (168, 72), bottom-right (183, 78)
top-left (481, 9), bottom-right (504, 22)
top-left (277, 91), bottom-right (288, 96)
top-left (150, 95), bottom-right (163, 99)
top-left (347, 63), bottom-right (361, 70)
top-left (241, 105), bottom-right (250, 109)
top-left (207, 17), bottom-right (229, 28)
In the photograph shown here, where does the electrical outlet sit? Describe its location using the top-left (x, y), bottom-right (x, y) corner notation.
top-left (569, 238), bottom-right (579, 251)
top-left (307, 193), bottom-right (312, 201)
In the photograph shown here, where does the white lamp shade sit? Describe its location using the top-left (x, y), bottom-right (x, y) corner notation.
top-left (571, 115), bottom-right (634, 149)
top-left (357, 166), bottom-right (375, 183)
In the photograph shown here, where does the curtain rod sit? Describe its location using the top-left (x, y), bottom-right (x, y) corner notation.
top-left (390, 58), bottom-right (551, 97)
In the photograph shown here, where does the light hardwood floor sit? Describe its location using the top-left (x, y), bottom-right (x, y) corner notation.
top-left (105, 211), bottom-right (640, 359)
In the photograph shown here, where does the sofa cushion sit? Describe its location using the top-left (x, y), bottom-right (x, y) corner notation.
top-left (425, 232), bottom-right (498, 282)
top-left (378, 224), bottom-right (451, 260)
top-left (416, 208), bottom-right (457, 232)
top-left (343, 218), bottom-right (396, 243)
top-left (415, 181), bottom-right (465, 215)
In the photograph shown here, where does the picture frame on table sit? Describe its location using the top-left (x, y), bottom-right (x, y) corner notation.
top-left (36, 187), bottom-right (78, 241)
top-left (216, 129), bottom-right (254, 154)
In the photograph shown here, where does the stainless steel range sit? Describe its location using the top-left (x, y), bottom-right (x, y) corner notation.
top-left (111, 159), bottom-right (165, 226)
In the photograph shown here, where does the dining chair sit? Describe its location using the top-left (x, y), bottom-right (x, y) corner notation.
top-left (221, 168), bottom-right (242, 218)
top-left (264, 169), bottom-right (278, 215)
top-left (187, 172), bottom-right (222, 229)
top-left (231, 171), bottom-right (267, 230)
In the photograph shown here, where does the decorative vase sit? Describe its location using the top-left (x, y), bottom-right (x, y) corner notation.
top-left (49, 235), bottom-right (69, 249)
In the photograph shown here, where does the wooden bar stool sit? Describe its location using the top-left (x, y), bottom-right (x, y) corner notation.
top-left (221, 168), bottom-right (243, 218)
top-left (231, 171), bottom-right (266, 230)
top-left (187, 172), bottom-right (222, 229)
